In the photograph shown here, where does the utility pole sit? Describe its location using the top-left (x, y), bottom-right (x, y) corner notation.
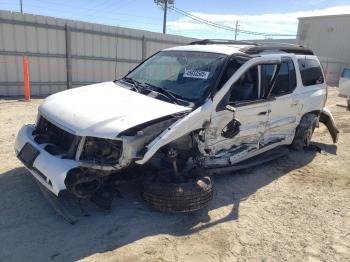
top-left (235, 20), bottom-right (239, 40)
top-left (154, 0), bottom-right (174, 34)
top-left (163, 0), bottom-right (167, 34)
top-left (20, 0), bottom-right (23, 13)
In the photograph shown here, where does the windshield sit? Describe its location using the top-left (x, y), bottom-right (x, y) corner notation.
top-left (125, 51), bottom-right (227, 101)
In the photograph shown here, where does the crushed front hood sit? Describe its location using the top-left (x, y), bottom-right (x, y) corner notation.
top-left (39, 81), bottom-right (190, 139)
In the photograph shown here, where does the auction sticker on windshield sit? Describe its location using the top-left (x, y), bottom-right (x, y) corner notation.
top-left (183, 69), bottom-right (210, 79)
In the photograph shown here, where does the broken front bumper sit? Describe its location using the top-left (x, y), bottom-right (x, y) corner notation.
top-left (15, 124), bottom-right (79, 195)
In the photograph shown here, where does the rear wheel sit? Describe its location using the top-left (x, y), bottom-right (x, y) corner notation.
top-left (291, 113), bottom-right (318, 150)
top-left (347, 99), bottom-right (350, 109)
top-left (143, 175), bottom-right (213, 213)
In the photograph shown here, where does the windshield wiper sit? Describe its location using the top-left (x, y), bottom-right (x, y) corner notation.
top-left (120, 77), bottom-right (141, 92)
top-left (144, 83), bottom-right (180, 104)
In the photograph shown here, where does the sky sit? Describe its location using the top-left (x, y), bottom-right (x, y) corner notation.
top-left (1, 0), bottom-right (350, 40)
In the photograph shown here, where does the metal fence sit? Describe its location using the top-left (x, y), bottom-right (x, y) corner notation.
top-left (0, 10), bottom-right (195, 96)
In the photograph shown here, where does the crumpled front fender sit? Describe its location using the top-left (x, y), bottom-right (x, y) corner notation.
top-left (319, 107), bottom-right (339, 143)
top-left (135, 100), bottom-right (213, 165)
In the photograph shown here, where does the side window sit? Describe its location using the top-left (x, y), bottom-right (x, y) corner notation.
top-left (288, 60), bottom-right (297, 90)
top-left (261, 64), bottom-right (276, 98)
top-left (228, 65), bottom-right (259, 103)
top-left (271, 62), bottom-right (289, 95)
top-left (298, 58), bottom-right (324, 86)
top-left (260, 59), bottom-right (297, 97)
top-left (271, 59), bottom-right (297, 96)
top-left (219, 60), bottom-right (244, 89)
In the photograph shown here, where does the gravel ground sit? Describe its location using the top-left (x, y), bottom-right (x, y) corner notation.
top-left (0, 89), bottom-right (349, 262)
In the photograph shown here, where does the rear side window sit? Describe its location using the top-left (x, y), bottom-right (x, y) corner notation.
top-left (271, 59), bottom-right (297, 96)
top-left (298, 58), bottom-right (324, 86)
top-left (260, 59), bottom-right (297, 97)
top-left (341, 68), bottom-right (350, 79)
top-left (260, 64), bottom-right (276, 98)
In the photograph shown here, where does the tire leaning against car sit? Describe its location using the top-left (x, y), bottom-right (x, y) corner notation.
top-left (142, 176), bottom-right (213, 213)
top-left (291, 113), bottom-right (318, 150)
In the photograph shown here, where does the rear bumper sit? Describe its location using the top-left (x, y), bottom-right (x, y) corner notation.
top-left (15, 124), bottom-right (79, 195)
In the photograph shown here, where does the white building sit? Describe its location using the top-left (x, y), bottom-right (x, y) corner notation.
top-left (297, 14), bottom-right (350, 85)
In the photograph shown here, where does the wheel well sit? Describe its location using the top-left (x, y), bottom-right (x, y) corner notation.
top-left (297, 111), bottom-right (320, 128)
top-left (307, 110), bottom-right (321, 117)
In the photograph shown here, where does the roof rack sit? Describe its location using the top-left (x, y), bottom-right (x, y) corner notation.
top-left (189, 39), bottom-right (258, 46)
top-left (240, 45), bottom-right (314, 55)
top-left (189, 39), bottom-right (314, 55)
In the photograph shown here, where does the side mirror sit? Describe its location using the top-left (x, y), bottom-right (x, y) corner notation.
top-left (226, 104), bottom-right (236, 112)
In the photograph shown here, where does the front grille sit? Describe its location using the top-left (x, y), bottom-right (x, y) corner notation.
top-left (33, 116), bottom-right (80, 159)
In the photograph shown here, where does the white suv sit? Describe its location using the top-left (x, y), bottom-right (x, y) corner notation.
top-left (15, 40), bottom-right (339, 213)
top-left (339, 67), bottom-right (350, 108)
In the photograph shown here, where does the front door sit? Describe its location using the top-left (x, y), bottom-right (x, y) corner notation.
top-left (203, 60), bottom-right (273, 166)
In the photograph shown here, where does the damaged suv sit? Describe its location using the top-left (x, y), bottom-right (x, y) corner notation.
top-left (15, 40), bottom-right (339, 214)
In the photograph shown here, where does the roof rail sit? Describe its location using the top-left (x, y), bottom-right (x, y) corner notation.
top-left (189, 39), bottom-right (259, 46)
top-left (252, 41), bottom-right (301, 47)
top-left (188, 39), bottom-right (314, 55)
top-left (240, 45), bottom-right (314, 55)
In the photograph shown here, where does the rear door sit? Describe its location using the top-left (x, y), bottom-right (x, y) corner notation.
top-left (264, 57), bottom-right (301, 144)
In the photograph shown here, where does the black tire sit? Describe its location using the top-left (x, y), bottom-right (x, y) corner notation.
top-left (347, 99), bottom-right (350, 109)
top-left (143, 176), bottom-right (213, 213)
top-left (291, 113), bottom-right (318, 150)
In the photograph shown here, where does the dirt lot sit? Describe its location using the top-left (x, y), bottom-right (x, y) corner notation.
top-left (0, 88), bottom-right (349, 262)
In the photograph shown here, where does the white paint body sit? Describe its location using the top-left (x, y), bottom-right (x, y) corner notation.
top-left (339, 68), bottom-right (350, 98)
top-left (15, 44), bottom-right (338, 196)
top-left (38, 81), bottom-right (191, 139)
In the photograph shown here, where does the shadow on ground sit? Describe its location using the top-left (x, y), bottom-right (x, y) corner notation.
top-left (0, 146), bottom-right (330, 262)
top-left (336, 104), bottom-right (350, 111)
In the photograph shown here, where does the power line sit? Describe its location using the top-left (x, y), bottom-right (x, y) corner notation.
top-left (169, 6), bottom-right (296, 37)
top-left (169, 6), bottom-right (261, 36)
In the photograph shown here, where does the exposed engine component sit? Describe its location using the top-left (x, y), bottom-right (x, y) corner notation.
top-left (80, 137), bottom-right (123, 165)
top-left (65, 167), bottom-right (102, 198)
top-left (33, 116), bottom-right (79, 158)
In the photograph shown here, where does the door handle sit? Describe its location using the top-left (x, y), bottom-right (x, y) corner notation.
top-left (258, 109), bottom-right (271, 115)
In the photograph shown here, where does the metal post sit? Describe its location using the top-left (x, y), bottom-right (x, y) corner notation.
top-left (142, 35), bottom-right (147, 61)
top-left (235, 20), bottom-right (239, 40)
top-left (20, 0), bottom-right (23, 13)
top-left (65, 25), bottom-right (72, 89)
top-left (23, 56), bottom-right (30, 101)
top-left (163, 0), bottom-right (168, 34)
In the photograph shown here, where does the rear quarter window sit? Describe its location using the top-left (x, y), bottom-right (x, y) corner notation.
top-left (341, 68), bottom-right (350, 79)
top-left (298, 58), bottom-right (324, 86)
